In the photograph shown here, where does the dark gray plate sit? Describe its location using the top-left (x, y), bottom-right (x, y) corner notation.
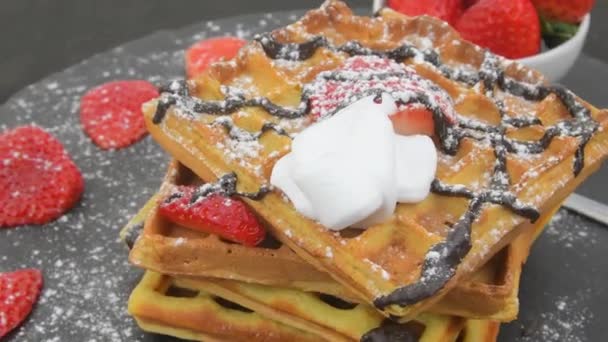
top-left (0, 9), bottom-right (606, 342)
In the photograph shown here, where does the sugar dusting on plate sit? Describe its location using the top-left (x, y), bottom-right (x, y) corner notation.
top-left (518, 292), bottom-right (594, 342)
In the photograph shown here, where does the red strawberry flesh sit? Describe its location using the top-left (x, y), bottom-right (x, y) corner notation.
top-left (388, 0), bottom-right (464, 26)
top-left (80, 80), bottom-right (159, 150)
top-left (185, 37), bottom-right (247, 78)
top-left (0, 126), bottom-right (84, 227)
top-left (159, 186), bottom-right (265, 247)
top-left (0, 269), bottom-right (43, 339)
top-left (456, 0), bottom-right (541, 59)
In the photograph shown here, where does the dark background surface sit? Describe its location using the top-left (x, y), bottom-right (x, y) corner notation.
top-left (1, 0), bottom-right (607, 103)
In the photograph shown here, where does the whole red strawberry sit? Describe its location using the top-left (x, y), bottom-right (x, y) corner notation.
top-left (185, 37), bottom-right (247, 78)
top-left (388, 0), bottom-right (464, 26)
top-left (532, 0), bottom-right (594, 24)
top-left (0, 269), bottom-right (43, 338)
top-left (0, 126), bottom-right (84, 227)
top-left (159, 186), bottom-right (265, 246)
top-left (456, 0), bottom-right (541, 59)
top-left (80, 80), bottom-right (159, 149)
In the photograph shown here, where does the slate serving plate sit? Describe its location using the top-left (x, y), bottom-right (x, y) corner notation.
top-left (1, 9), bottom-right (607, 342)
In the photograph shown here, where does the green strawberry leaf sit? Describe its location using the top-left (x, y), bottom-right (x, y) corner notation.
top-left (541, 17), bottom-right (579, 48)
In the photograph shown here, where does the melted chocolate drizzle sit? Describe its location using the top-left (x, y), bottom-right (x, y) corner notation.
top-left (165, 172), bottom-right (270, 205)
top-left (212, 116), bottom-right (292, 140)
top-left (361, 320), bottom-right (422, 342)
top-left (152, 81), bottom-right (311, 124)
top-left (255, 33), bottom-right (480, 85)
top-left (124, 223), bottom-right (144, 250)
top-left (152, 33), bottom-right (599, 311)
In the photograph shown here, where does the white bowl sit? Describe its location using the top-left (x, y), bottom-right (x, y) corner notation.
top-left (517, 14), bottom-right (590, 82)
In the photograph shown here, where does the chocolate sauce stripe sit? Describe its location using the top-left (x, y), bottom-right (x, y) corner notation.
top-left (213, 117), bottom-right (292, 140)
top-left (319, 70), bottom-right (412, 82)
top-left (153, 82), bottom-right (311, 124)
top-left (360, 321), bottom-right (421, 342)
top-left (124, 223), bottom-right (144, 250)
top-left (502, 115), bottom-right (542, 128)
top-left (188, 172), bottom-right (270, 203)
top-left (374, 196), bottom-right (480, 308)
top-left (430, 179), bottom-right (538, 221)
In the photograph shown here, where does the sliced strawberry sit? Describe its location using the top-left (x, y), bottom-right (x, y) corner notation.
top-left (80, 80), bottom-right (159, 149)
top-left (307, 55), bottom-right (455, 135)
top-left (0, 126), bottom-right (84, 227)
top-left (390, 106), bottom-right (435, 136)
top-left (159, 186), bottom-right (265, 247)
top-left (0, 269), bottom-right (43, 339)
top-left (185, 37), bottom-right (247, 78)
top-left (388, 0), bottom-right (464, 26)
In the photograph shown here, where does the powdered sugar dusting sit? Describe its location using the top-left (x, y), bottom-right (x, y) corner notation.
top-left (363, 258), bottom-right (391, 281)
top-left (545, 210), bottom-right (598, 249)
top-left (305, 55), bottom-right (456, 121)
top-left (516, 292), bottom-right (594, 342)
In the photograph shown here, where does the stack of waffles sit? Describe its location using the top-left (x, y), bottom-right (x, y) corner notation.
top-left (120, 1), bottom-right (608, 341)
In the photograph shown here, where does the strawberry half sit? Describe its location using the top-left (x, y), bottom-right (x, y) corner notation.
top-left (0, 269), bottom-right (43, 339)
top-left (307, 55), bottom-right (455, 136)
top-left (456, 0), bottom-right (541, 59)
top-left (0, 126), bottom-right (84, 227)
top-left (185, 37), bottom-right (247, 78)
top-left (159, 186), bottom-right (265, 247)
top-left (390, 107), bottom-right (436, 136)
top-left (80, 80), bottom-right (159, 150)
top-left (388, 0), bottom-right (464, 26)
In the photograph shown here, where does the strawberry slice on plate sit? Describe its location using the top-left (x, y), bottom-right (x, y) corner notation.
top-left (80, 80), bottom-right (159, 150)
top-left (185, 37), bottom-right (247, 78)
top-left (159, 186), bottom-right (265, 247)
top-left (0, 125), bottom-right (84, 227)
top-left (0, 269), bottom-right (43, 339)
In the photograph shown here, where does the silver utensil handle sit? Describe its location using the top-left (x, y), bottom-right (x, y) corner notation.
top-left (372, 0), bottom-right (386, 13)
top-left (563, 193), bottom-right (608, 226)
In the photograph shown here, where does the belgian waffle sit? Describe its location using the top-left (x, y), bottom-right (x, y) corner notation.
top-left (129, 271), bottom-right (500, 341)
top-left (141, 0), bottom-right (608, 318)
top-left (125, 160), bottom-right (558, 321)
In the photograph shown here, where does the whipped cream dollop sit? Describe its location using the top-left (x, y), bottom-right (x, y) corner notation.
top-left (271, 94), bottom-right (437, 231)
